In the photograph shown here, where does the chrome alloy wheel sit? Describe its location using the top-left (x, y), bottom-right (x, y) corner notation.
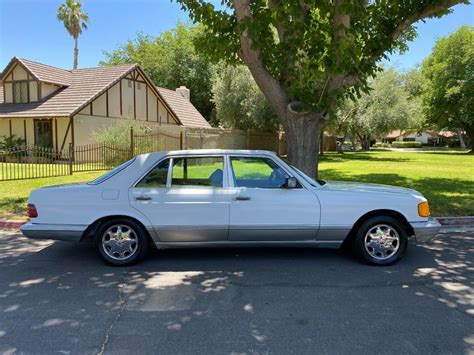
top-left (102, 224), bottom-right (139, 261)
top-left (364, 224), bottom-right (400, 260)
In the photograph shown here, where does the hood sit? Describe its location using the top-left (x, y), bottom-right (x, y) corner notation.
top-left (322, 180), bottom-right (423, 197)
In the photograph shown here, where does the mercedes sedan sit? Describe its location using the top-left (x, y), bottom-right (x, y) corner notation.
top-left (21, 149), bottom-right (441, 266)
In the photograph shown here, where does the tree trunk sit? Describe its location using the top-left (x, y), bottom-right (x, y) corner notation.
top-left (73, 37), bottom-right (79, 70)
top-left (456, 128), bottom-right (466, 149)
top-left (319, 129), bottom-right (324, 156)
top-left (284, 113), bottom-right (324, 178)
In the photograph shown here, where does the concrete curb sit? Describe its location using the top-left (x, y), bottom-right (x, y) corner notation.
top-left (0, 220), bottom-right (25, 230)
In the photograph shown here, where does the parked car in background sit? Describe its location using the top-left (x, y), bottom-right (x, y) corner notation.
top-left (21, 149), bottom-right (441, 266)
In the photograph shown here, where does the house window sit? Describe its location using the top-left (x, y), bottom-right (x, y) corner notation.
top-left (137, 82), bottom-right (141, 90)
top-left (13, 82), bottom-right (28, 103)
top-left (128, 80), bottom-right (132, 88)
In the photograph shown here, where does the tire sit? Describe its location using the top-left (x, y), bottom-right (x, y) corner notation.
top-left (95, 218), bottom-right (149, 266)
top-left (353, 216), bottom-right (408, 266)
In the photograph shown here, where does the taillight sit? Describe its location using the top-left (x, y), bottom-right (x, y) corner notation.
top-left (27, 204), bottom-right (38, 218)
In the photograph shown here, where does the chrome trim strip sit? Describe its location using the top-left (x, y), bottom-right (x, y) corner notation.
top-left (410, 217), bottom-right (441, 244)
top-left (154, 240), bottom-right (342, 249)
top-left (20, 223), bottom-right (87, 242)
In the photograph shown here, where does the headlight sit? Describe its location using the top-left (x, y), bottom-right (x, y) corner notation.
top-left (418, 202), bottom-right (430, 217)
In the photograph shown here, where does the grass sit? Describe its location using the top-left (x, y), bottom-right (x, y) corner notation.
top-left (318, 151), bottom-right (473, 217)
top-left (0, 150), bottom-right (472, 220)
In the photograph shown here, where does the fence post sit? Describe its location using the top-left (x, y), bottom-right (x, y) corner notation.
top-left (130, 127), bottom-right (134, 158)
top-left (68, 142), bottom-right (73, 175)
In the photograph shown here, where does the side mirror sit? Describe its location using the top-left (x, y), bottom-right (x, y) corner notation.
top-left (285, 177), bottom-right (298, 189)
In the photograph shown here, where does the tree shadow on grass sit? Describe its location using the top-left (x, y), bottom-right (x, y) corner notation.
top-left (319, 153), bottom-right (409, 163)
top-left (319, 170), bottom-right (474, 216)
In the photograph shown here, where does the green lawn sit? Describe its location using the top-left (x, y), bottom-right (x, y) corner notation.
top-left (318, 151), bottom-right (473, 216)
top-left (0, 150), bottom-right (472, 220)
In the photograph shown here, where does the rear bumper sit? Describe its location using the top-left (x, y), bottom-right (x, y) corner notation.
top-left (20, 223), bottom-right (87, 242)
top-left (410, 217), bottom-right (441, 244)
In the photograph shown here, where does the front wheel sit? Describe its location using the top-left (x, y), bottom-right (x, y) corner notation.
top-left (353, 216), bottom-right (408, 266)
top-left (96, 219), bottom-right (149, 266)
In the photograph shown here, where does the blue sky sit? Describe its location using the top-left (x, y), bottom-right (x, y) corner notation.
top-left (0, 0), bottom-right (472, 71)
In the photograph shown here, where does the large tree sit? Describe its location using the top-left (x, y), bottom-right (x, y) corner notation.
top-left (422, 25), bottom-right (474, 149)
top-left (331, 68), bottom-right (424, 149)
top-left (102, 23), bottom-right (214, 120)
top-left (177, 0), bottom-right (468, 177)
top-left (57, 0), bottom-right (90, 70)
top-left (212, 64), bottom-right (279, 130)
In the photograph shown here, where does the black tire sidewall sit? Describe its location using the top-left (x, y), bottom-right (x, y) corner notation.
top-left (95, 218), bottom-right (149, 266)
top-left (355, 216), bottom-right (408, 266)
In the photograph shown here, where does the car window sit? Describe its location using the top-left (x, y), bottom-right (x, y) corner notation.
top-left (230, 157), bottom-right (292, 188)
top-left (89, 158), bottom-right (136, 185)
top-left (172, 157), bottom-right (224, 187)
top-left (136, 159), bottom-right (170, 188)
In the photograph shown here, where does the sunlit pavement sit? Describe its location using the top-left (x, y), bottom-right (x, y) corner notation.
top-left (0, 231), bottom-right (472, 354)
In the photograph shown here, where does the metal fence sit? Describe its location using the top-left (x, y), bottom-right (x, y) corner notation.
top-left (0, 127), bottom-right (183, 181)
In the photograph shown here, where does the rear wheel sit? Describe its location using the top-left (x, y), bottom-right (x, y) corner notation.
top-left (96, 218), bottom-right (149, 266)
top-left (353, 216), bottom-right (408, 265)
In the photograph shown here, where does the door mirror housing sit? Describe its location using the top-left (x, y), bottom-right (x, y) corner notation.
top-left (285, 177), bottom-right (298, 189)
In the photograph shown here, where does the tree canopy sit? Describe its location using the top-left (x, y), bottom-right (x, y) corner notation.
top-left (211, 64), bottom-right (279, 131)
top-left (422, 25), bottom-right (474, 149)
top-left (101, 23), bottom-right (214, 121)
top-left (177, 0), bottom-right (468, 177)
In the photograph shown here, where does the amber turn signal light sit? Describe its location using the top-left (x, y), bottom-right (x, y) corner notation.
top-left (418, 202), bottom-right (430, 217)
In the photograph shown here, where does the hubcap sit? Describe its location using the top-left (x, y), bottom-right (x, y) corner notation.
top-left (102, 224), bottom-right (138, 261)
top-left (364, 224), bottom-right (400, 261)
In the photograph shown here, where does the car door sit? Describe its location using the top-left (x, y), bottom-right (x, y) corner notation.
top-left (129, 155), bottom-right (230, 242)
top-left (228, 155), bottom-right (321, 241)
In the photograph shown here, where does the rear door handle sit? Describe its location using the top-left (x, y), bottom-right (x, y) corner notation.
top-left (234, 196), bottom-right (251, 201)
top-left (135, 196), bottom-right (152, 201)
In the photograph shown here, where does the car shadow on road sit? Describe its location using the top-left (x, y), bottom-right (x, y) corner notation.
top-left (0, 232), bottom-right (472, 353)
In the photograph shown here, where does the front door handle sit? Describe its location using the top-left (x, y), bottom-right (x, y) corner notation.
top-left (234, 196), bottom-right (251, 201)
top-left (135, 196), bottom-right (152, 201)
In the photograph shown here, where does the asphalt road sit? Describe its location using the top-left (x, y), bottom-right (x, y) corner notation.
top-left (0, 231), bottom-right (472, 354)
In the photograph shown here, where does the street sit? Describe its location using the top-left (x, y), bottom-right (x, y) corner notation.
top-left (0, 231), bottom-right (472, 354)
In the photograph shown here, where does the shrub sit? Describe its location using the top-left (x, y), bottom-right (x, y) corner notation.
top-left (373, 142), bottom-right (391, 148)
top-left (0, 135), bottom-right (26, 153)
top-left (391, 141), bottom-right (422, 148)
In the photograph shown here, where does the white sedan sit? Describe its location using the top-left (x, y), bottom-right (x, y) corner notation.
top-left (21, 149), bottom-right (441, 266)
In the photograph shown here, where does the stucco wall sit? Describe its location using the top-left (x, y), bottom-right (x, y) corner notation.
top-left (41, 83), bottom-right (60, 99)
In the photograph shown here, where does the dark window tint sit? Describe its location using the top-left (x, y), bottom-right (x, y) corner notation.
top-left (136, 159), bottom-right (170, 188)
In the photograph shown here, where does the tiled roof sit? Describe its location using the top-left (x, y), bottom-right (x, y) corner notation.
top-left (0, 63), bottom-right (137, 118)
top-left (157, 87), bottom-right (211, 128)
top-left (0, 58), bottom-right (211, 128)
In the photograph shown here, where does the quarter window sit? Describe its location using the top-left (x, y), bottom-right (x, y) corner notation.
top-left (136, 159), bottom-right (170, 188)
top-left (231, 157), bottom-right (293, 189)
top-left (172, 157), bottom-right (224, 187)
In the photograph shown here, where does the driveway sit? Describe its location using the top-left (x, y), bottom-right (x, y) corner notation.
top-left (0, 231), bottom-right (472, 354)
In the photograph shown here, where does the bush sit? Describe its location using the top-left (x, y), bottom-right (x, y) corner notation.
top-left (391, 141), bottom-right (422, 148)
top-left (0, 135), bottom-right (26, 152)
top-left (373, 142), bottom-right (391, 148)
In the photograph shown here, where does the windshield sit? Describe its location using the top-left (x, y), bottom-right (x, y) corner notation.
top-left (291, 165), bottom-right (322, 187)
top-left (88, 158), bottom-right (136, 185)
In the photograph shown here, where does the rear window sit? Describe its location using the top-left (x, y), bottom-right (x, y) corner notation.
top-left (88, 158), bottom-right (136, 185)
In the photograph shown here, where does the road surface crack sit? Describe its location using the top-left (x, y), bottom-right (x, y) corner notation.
top-left (97, 281), bottom-right (127, 355)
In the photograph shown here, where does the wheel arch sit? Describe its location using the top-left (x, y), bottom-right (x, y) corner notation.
top-left (342, 209), bottom-right (414, 248)
top-left (80, 215), bottom-right (154, 245)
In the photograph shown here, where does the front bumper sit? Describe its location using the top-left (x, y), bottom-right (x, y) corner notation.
top-left (20, 223), bottom-right (87, 242)
top-left (410, 217), bottom-right (442, 244)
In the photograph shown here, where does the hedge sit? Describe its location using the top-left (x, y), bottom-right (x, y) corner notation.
top-left (391, 141), bottom-right (423, 148)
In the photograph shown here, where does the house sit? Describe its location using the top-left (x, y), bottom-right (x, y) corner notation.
top-left (0, 57), bottom-right (211, 151)
top-left (383, 129), bottom-right (458, 146)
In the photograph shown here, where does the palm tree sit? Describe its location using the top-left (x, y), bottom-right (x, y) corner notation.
top-left (57, 0), bottom-right (90, 69)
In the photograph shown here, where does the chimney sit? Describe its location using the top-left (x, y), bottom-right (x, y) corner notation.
top-left (176, 86), bottom-right (190, 101)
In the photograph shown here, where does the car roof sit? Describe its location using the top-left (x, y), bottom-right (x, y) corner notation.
top-left (137, 149), bottom-right (278, 159)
